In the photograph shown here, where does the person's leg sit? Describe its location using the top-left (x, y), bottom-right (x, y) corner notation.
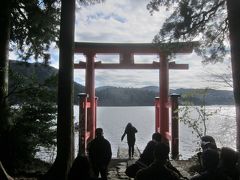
top-left (92, 164), bottom-right (100, 178)
top-left (99, 166), bottom-right (108, 180)
top-left (128, 143), bottom-right (131, 159)
top-left (131, 144), bottom-right (134, 157)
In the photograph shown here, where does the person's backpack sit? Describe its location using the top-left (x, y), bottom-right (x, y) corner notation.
top-left (125, 160), bottom-right (147, 178)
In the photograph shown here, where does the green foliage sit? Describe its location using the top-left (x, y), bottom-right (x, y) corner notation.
top-left (147, 0), bottom-right (228, 63)
top-left (10, 0), bottom-right (61, 60)
top-left (180, 88), bottom-right (221, 138)
top-left (0, 72), bottom-right (57, 171)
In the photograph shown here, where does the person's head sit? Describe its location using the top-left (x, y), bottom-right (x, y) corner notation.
top-left (95, 128), bottom-right (103, 137)
top-left (201, 135), bottom-right (217, 151)
top-left (125, 123), bottom-right (133, 131)
top-left (154, 143), bottom-right (170, 162)
top-left (127, 123), bottom-right (132, 128)
top-left (202, 149), bottom-right (219, 171)
top-left (152, 132), bottom-right (162, 142)
top-left (220, 147), bottom-right (238, 168)
top-left (68, 156), bottom-right (90, 179)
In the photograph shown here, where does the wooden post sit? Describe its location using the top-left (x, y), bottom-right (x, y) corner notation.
top-left (95, 97), bottom-right (98, 130)
top-left (170, 94), bottom-right (180, 159)
top-left (155, 97), bottom-right (160, 132)
top-left (78, 93), bottom-right (88, 155)
top-left (226, 0), bottom-right (240, 151)
top-left (159, 53), bottom-right (169, 141)
top-left (85, 53), bottom-right (96, 141)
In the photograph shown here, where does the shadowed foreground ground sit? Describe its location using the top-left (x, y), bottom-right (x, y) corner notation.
top-left (107, 147), bottom-right (194, 180)
top-left (14, 147), bottom-right (196, 179)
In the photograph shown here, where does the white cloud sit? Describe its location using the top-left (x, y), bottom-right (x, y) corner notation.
top-left (75, 0), bottom-right (168, 43)
top-left (12, 0), bottom-right (230, 90)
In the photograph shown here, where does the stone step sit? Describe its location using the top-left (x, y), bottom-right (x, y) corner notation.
top-left (117, 146), bottom-right (141, 159)
top-left (108, 146), bottom-right (140, 179)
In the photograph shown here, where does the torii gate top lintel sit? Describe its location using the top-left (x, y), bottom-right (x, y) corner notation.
top-left (74, 41), bottom-right (198, 54)
top-left (74, 42), bottom-right (198, 69)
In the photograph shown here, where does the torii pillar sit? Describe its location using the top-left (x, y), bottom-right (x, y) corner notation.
top-left (159, 53), bottom-right (170, 141)
top-left (85, 52), bottom-right (96, 141)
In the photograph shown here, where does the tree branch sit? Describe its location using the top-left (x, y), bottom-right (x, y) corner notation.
top-left (178, 0), bottom-right (226, 37)
top-left (16, 5), bottom-right (28, 22)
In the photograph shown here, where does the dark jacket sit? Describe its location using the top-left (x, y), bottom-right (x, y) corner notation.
top-left (88, 136), bottom-right (112, 166)
top-left (122, 126), bottom-right (138, 145)
top-left (139, 140), bottom-right (157, 166)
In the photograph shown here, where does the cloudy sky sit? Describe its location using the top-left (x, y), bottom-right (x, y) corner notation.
top-left (12, 0), bottom-right (233, 90)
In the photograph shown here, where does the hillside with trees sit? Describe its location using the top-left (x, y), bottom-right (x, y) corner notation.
top-left (9, 60), bottom-right (85, 105)
top-left (96, 86), bottom-right (234, 106)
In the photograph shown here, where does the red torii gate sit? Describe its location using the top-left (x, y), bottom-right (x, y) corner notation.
top-left (74, 42), bottom-right (196, 157)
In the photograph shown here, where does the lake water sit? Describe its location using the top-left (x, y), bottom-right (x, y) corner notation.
top-left (36, 105), bottom-right (236, 162)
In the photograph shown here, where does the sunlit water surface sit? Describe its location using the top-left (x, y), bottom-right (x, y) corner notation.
top-left (36, 105), bottom-right (236, 162)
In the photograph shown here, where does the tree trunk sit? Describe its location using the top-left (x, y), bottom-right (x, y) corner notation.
top-left (226, 0), bottom-right (240, 151)
top-left (0, 0), bottom-right (11, 170)
top-left (0, 0), bottom-right (10, 124)
top-left (43, 0), bottom-right (75, 179)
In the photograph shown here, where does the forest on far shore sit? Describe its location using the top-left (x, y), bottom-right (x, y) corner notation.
top-left (9, 60), bottom-right (234, 106)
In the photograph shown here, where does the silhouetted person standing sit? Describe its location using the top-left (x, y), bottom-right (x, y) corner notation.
top-left (121, 123), bottom-right (138, 159)
top-left (88, 128), bottom-right (112, 180)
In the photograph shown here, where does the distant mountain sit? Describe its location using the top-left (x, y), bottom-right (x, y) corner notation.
top-left (141, 86), bottom-right (159, 92)
top-left (9, 60), bottom-right (58, 82)
top-left (171, 88), bottom-right (234, 105)
top-left (96, 86), bottom-right (157, 106)
top-left (96, 86), bottom-right (114, 91)
top-left (9, 60), bottom-right (234, 106)
top-left (96, 86), bottom-right (234, 106)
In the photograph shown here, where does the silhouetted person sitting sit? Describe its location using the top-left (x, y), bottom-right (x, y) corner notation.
top-left (191, 149), bottom-right (228, 180)
top-left (218, 147), bottom-right (240, 180)
top-left (68, 155), bottom-right (96, 180)
top-left (135, 143), bottom-right (180, 180)
top-left (121, 123), bottom-right (138, 159)
top-left (88, 128), bottom-right (112, 180)
top-left (125, 132), bottom-right (161, 178)
top-left (126, 132), bottom-right (183, 178)
top-left (200, 135), bottom-right (217, 151)
top-left (197, 135), bottom-right (218, 172)
top-left (138, 132), bottom-right (162, 166)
